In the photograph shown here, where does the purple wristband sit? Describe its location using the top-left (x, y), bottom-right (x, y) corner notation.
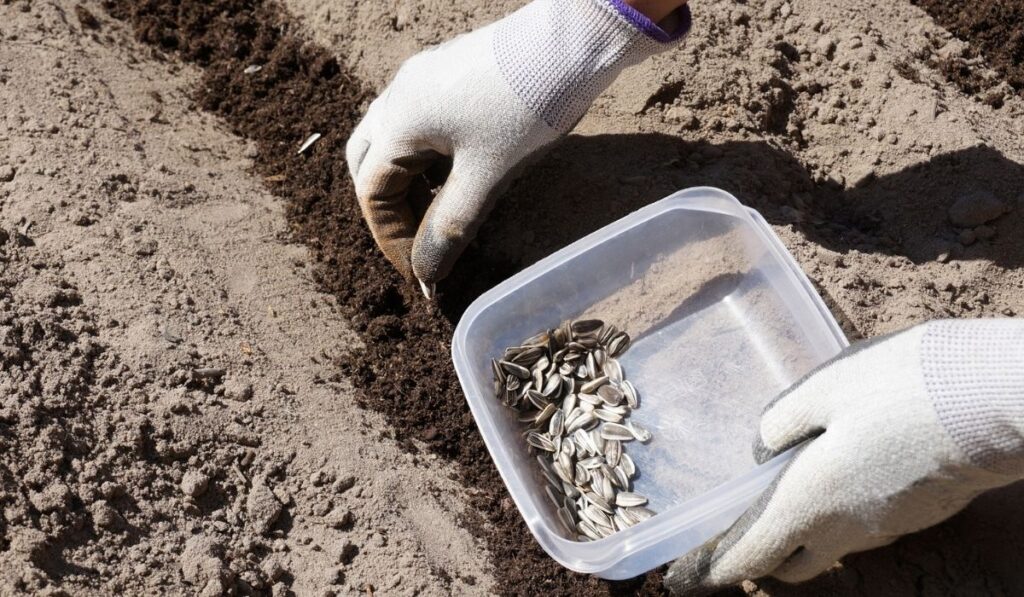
top-left (607, 0), bottom-right (692, 43)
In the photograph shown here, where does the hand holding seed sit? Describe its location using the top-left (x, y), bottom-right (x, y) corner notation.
top-left (345, 0), bottom-right (691, 293)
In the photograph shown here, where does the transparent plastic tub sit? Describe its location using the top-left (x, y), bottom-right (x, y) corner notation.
top-left (451, 187), bottom-right (848, 579)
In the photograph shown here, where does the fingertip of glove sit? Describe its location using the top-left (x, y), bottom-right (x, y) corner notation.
top-left (664, 543), bottom-right (718, 596)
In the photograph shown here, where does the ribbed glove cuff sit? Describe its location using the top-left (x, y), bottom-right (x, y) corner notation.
top-left (494, 0), bottom-right (691, 132)
top-left (923, 319), bottom-right (1024, 476)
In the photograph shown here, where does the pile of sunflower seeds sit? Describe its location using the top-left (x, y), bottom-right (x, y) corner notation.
top-left (493, 319), bottom-right (655, 541)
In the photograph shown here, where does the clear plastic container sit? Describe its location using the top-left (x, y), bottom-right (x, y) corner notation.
top-left (451, 187), bottom-right (848, 579)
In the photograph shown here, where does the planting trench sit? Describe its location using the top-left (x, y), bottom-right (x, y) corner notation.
top-left (100, 0), bottom-right (660, 594)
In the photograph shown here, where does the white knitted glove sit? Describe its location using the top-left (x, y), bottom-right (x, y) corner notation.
top-left (665, 319), bottom-right (1024, 595)
top-left (345, 0), bottom-right (690, 294)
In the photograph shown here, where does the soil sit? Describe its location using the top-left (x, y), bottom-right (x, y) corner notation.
top-left (6, 0), bottom-right (1024, 595)
top-left (913, 0), bottom-right (1024, 99)
top-left (1, 2), bottom-right (490, 595)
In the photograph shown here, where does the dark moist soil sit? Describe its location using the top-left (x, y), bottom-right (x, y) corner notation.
top-left (912, 0), bottom-right (1024, 103)
top-left (102, 0), bottom-right (668, 594)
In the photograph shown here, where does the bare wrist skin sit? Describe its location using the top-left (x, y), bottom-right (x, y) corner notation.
top-left (623, 0), bottom-right (689, 25)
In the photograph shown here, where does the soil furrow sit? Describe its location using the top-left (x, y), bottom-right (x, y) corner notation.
top-left (100, 0), bottom-right (664, 593)
top-left (912, 0), bottom-right (1024, 103)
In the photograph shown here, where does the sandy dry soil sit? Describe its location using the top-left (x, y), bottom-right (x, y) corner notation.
top-left (1, 2), bottom-right (490, 595)
top-left (2, 0), bottom-right (1024, 595)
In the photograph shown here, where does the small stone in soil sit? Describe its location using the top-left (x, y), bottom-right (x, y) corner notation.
top-left (181, 470), bottom-right (211, 497)
top-left (948, 191), bottom-right (1005, 227)
top-left (247, 477), bottom-right (284, 535)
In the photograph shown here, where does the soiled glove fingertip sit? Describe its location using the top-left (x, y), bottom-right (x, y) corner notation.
top-left (664, 543), bottom-right (718, 596)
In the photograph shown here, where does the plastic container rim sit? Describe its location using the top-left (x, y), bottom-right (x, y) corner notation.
top-left (451, 186), bottom-right (849, 574)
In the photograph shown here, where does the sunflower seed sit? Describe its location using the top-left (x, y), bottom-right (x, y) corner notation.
top-left (535, 403), bottom-right (559, 425)
top-left (574, 429), bottom-right (597, 456)
top-left (561, 392), bottom-right (577, 415)
top-left (527, 432), bottom-right (555, 452)
top-left (627, 506), bottom-right (655, 522)
top-left (584, 491), bottom-right (614, 513)
top-left (597, 384), bottom-right (624, 406)
top-left (493, 319), bottom-right (654, 540)
top-left (571, 319), bottom-right (604, 336)
top-left (522, 330), bottom-right (550, 347)
top-left (577, 518), bottom-right (602, 540)
top-left (546, 484), bottom-right (562, 508)
top-left (614, 509), bottom-right (632, 531)
top-left (548, 410), bottom-right (564, 436)
top-left (604, 358), bottom-right (623, 384)
top-left (622, 380), bottom-right (639, 409)
top-left (541, 373), bottom-right (563, 397)
top-left (566, 411), bottom-right (596, 434)
top-left (628, 421), bottom-right (653, 443)
top-left (607, 332), bottom-right (631, 356)
top-left (541, 467), bottom-right (562, 489)
top-left (594, 408), bottom-right (623, 423)
top-left (517, 410), bottom-right (538, 424)
top-left (612, 466), bottom-right (631, 491)
top-left (574, 463), bottom-right (590, 485)
top-left (582, 504), bottom-right (612, 529)
top-left (553, 458), bottom-right (574, 485)
top-left (492, 359), bottom-right (506, 384)
top-left (600, 423), bottom-right (635, 441)
top-left (580, 376), bottom-right (609, 394)
top-left (605, 439), bottom-right (622, 467)
top-left (512, 345), bottom-right (546, 366)
top-left (601, 403), bottom-right (629, 415)
top-left (558, 507), bottom-right (577, 534)
top-left (616, 492), bottom-right (648, 507)
top-left (499, 360), bottom-right (531, 379)
top-left (619, 453), bottom-right (636, 477)
top-left (297, 133), bottom-right (321, 154)
top-left (526, 390), bottom-right (548, 410)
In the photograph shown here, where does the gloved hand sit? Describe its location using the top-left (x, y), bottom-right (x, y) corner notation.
top-left (346, 0), bottom-right (691, 295)
top-left (665, 319), bottom-right (1024, 596)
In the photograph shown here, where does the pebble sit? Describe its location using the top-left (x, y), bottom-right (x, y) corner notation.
top-left (948, 191), bottom-right (1005, 227)
top-left (224, 378), bottom-right (253, 401)
top-left (815, 36), bottom-right (837, 58)
top-left (326, 507), bottom-right (354, 530)
top-left (664, 106), bottom-right (698, 130)
top-left (332, 475), bottom-right (357, 494)
top-left (260, 556), bottom-right (286, 582)
top-left (0, 164), bottom-right (15, 182)
top-left (181, 471), bottom-right (210, 498)
top-left (959, 229), bottom-right (977, 246)
top-left (30, 482), bottom-right (72, 513)
top-left (247, 477), bottom-right (284, 535)
top-left (90, 500), bottom-right (121, 528)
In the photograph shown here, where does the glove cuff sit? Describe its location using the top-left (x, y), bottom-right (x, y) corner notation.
top-left (494, 0), bottom-right (691, 133)
top-left (922, 319), bottom-right (1024, 476)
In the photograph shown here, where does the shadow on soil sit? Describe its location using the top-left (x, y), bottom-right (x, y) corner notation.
top-left (459, 134), bottom-right (1024, 306)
